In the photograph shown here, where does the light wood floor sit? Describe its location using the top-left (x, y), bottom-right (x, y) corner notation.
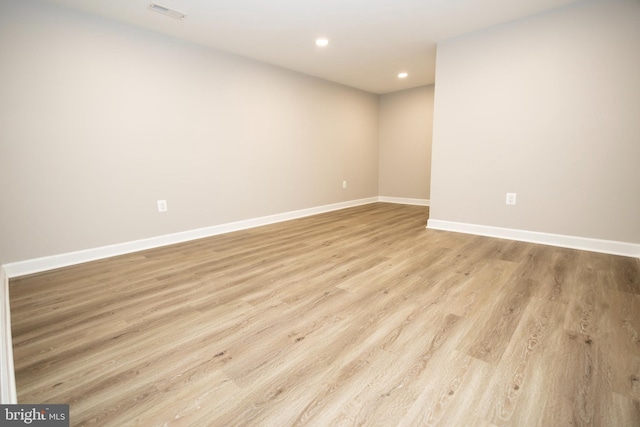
top-left (9, 203), bottom-right (640, 426)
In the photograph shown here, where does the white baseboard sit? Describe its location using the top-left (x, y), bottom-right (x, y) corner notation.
top-left (427, 219), bottom-right (640, 258)
top-left (378, 196), bottom-right (430, 206)
top-left (6, 201), bottom-right (636, 278)
top-left (0, 265), bottom-right (17, 404)
top-left (4, 197), bottom-right (378, 278)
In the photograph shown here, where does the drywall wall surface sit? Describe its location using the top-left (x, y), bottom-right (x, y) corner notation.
top-left (378, 85), bottom-right (434, 200)
top-left (0, 0), bottom-right (379, 263)
top-left (430, 0), bottom-right (640, 243)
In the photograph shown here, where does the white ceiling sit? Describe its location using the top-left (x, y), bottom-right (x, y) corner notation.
top-left (43, 0), bottom-right (585, 94)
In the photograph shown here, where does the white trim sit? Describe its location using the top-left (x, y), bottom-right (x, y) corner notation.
top-left (0, 265), bottom-right (17, 404)
top-left (378, 196), bottom-right (430, 206)
top-left (4, 197), bottom-right (378, 278)
top-left (427, 219), bottom-right (640, 258)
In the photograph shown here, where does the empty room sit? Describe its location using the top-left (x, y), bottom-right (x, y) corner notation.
top-left (1, 0), bottom-right (639, 425)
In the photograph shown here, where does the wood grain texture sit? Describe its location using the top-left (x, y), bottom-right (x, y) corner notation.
top-left (9, 203), bottom-right (640, 426)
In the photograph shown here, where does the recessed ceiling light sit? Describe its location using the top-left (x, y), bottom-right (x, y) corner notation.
top-left (148, 3), bottom-right (187, 20)
top-left (398, 72), bottom-right (408, 79)
top-left (315, 38), bottom-right (329, 47)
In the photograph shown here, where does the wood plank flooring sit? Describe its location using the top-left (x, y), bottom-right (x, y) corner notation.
top-left (9, 203), bottom-right (640, 426)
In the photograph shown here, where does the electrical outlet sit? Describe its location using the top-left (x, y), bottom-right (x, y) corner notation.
top-left (342, 180), bottom-right (347, 189)
top-left (506, 193), bottom-right (517, 205)
top-left (157, 200), bottom-right (168, 212)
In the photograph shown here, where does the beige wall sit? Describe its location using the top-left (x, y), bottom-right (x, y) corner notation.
top-left (0, 0), bottom-right (379, 263)
top-left (430, 0), bottom-right (640, 243)
top-left (378, 86), bottom-right (434, 201)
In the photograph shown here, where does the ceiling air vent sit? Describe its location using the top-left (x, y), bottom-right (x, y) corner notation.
top-left (148, 3), bottom-right (187, 20)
